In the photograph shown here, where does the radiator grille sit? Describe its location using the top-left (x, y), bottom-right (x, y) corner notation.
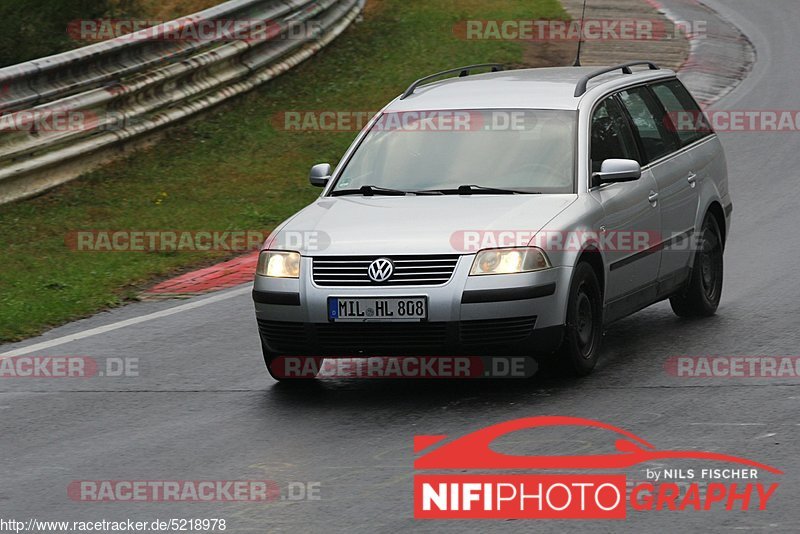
top-left (312, 255), bottom-right (459, 287)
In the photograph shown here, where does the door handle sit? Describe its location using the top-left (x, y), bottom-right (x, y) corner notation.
top-left (648, 191), bottom-right (659, 205)
top-left (687, 172), bottom-right (697, 187)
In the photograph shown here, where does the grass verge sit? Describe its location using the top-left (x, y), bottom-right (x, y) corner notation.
top-left (0, 0), bottom-right (222, 68)
top-left (0, 0), bottom-right (568, 342)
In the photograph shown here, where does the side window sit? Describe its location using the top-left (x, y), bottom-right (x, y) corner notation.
top-left (651, 79), bottom-right (712, 146)
top-left (618, 86), bottom-right (680, 163)
top-left (590, 96), bottom-right (640, 174)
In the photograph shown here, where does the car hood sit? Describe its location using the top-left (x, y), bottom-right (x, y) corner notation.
top-left (273, 194), bottom-right (578, 255)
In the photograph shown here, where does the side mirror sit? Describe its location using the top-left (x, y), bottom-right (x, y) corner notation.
top-left (592, 159), bottom-right (641, 187)
top-left (309, 163), bottom-right (332, 187)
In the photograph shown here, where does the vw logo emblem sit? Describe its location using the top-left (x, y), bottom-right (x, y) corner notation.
top-left (368, 258), bottom-right (394, 283)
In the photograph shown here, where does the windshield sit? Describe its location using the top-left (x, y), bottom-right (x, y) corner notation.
top-left (331, 109), bottom-right (576, 195)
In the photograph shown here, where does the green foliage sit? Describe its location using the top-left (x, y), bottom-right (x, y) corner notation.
top-left (0, 0), bottom-right (142, 67)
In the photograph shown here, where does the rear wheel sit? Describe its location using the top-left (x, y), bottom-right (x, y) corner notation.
top-left (670, 214), bottom-right (723, 317)
top-left (557, 261), bottom-right (603, 376)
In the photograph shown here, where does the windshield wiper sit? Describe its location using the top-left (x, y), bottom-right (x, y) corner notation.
top-left (331, 185), bottom-right (446, 197)
top-left (458, 184), bottom-right (541, 195)
top-left (331, 185), bottom-right (409, 197)
top-left (330, 184), bottom-right (538, 196)
top-left (420, 184), bottom-right (541, 195)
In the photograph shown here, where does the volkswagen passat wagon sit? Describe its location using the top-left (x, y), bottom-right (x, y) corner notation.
top-left (253, 62), bottom-right (731, 379)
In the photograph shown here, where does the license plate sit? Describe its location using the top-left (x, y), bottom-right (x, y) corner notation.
top-left (328, 297), bottom-right (427, 322)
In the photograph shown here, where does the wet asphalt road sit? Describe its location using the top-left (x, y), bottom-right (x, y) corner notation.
top-left (2, 1), bottom-right (799, 532)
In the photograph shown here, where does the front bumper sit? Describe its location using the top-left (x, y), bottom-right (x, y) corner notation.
top-left (253, 256), bottom-right (571, 356)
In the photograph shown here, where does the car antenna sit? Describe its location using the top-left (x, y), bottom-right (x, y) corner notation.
top-left (573, 0), bottom-right (589, 66)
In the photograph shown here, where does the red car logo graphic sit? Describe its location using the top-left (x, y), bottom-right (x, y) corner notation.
top-left (414, 416), bottom-right (783, 474)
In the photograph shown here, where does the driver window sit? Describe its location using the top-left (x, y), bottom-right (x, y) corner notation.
top-left (590, 96), bottom-right (640, 174)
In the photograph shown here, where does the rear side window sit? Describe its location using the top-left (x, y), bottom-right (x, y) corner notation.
top-left (618, 86), bottom-right (680, 163)
top-left (651, 79), bottom-right (712, 146)
top-left (590, 96), bottom-right (641, 173)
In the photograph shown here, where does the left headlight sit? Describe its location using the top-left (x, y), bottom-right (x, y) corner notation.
top-left (469, 247), bottom-right (551, 276)
top-left (256, 250), bottom-right (301, 278)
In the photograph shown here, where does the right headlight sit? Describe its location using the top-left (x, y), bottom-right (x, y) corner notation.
top-left (469, 247), bottom-right (551, 276)
top-left (256, 250), bottom-right (301, 278)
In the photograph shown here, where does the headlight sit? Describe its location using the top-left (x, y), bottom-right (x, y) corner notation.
top-left (469, 247), bottom-right (551, 276)
top-left (256, 250), bottom-right (301, 278)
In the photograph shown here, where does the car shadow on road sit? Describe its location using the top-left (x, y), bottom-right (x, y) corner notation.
top-left (261, 303), bottom-right (724, 412)
top-left (263, 373), bottom-right (575, 412)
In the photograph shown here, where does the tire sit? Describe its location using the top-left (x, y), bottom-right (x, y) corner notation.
top-left (557, 261), bottom-right (604, 376)
top-left (261, 339), bottom-right (324, 381)
top-left (670, 214), bottom-right (723, 318)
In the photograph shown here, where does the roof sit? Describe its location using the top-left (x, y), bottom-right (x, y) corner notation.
top-left (384, 66), bottom-right (676, 112)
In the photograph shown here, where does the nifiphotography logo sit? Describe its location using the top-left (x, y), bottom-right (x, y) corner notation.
top-left (413, 416), bottom-right (782, 519)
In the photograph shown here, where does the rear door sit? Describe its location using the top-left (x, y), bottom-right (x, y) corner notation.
top-left (651, 80), bottom-right (717, 288)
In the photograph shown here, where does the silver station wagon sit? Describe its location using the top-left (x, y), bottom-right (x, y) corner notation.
top-left (253, 61), bottom-right (731, 379)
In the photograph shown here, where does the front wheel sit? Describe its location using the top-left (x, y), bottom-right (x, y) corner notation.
top-left (670, 214), bottom-right (723, 318)
top-left (557, 261), bottom-right (604, 376)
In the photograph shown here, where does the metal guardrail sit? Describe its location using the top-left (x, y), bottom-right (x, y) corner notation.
top-left (0, 0), bottom-right (364, 204)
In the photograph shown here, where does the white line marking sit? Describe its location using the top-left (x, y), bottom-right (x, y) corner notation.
top-left (684, 426), bottom-right (764, 430)
top-left (0, 285), bottom-right (252, 358)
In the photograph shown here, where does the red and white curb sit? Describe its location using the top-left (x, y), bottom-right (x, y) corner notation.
top-left (141, 251), bottom-right (259, 299)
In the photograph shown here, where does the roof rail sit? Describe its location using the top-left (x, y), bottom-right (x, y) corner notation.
top-left (574, 61), bottom-right (660, 97)
top-left (399, 63), bottom-right (504, 100)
